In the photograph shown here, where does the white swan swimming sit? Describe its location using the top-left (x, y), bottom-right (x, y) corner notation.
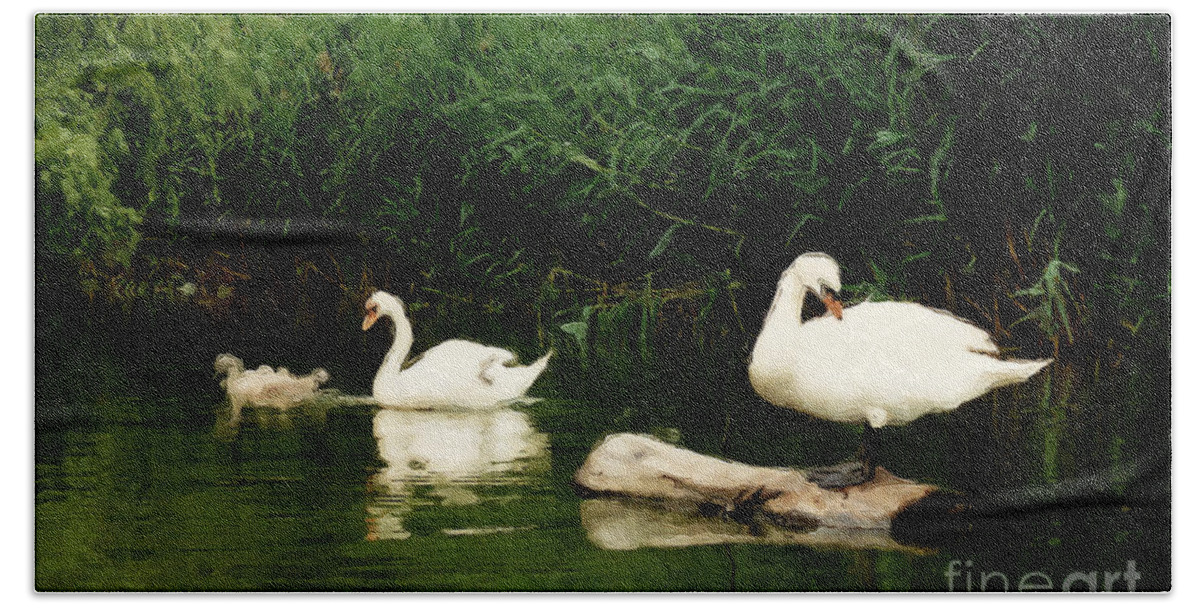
top-left (748, 252), bottom-right (1051, 487)
top-left (362, 290), bottom-right (553, 410)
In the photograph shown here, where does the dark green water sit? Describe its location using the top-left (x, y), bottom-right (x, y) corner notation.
top-left (35, 378), bottom-right (1168, 591)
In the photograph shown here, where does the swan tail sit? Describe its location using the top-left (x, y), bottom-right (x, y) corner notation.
top-left (527, 349), bottom-right (554, 381)
top-left (311, 368), bottom-right (331, 385)
top-left (988, 357), bottom-right (1053, 389)
top-left (509, 350), bottom-right (554, 396)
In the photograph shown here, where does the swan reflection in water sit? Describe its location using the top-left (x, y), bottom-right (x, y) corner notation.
top-left (365, 405), bottom-right (549, 541)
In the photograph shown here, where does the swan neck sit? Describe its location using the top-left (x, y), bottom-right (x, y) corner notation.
top-left (762, 277), bottom-right (806, 333)
top-left (381, 309), bottom-right (414, 372)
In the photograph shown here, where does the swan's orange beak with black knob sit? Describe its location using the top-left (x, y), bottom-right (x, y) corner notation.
top-left (363, 304), bottom-right (379, 331)
top-left (821, 291), bottom-right (844, 320)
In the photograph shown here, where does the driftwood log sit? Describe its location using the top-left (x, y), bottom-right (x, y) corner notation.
top-left (574, 433), bottom-right (936, 536)
top-left (575, 433), bottom-right (1160, 551)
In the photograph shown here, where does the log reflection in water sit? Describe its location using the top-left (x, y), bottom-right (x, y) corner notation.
top-left (580, 498), bottom-right (931, 553)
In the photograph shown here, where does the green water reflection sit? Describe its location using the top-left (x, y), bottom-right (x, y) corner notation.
top-left (35, 384), bottom-right (1167, 591)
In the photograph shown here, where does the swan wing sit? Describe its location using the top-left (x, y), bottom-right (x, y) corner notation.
top-left (782, 302), bottom-right (1005, 419)
top-left (401, 340), bottom-right (519, 390)
top-left (420, 340), bottom-right (518, 368)
top-left (400, 350), bottom-right (426, 370)
top-left (378, 338), bottom-right (542, 409)
top-left (477, 354), bottom-right (506, 385)
top-left (850, 301), bottom-right (998, 355)
top-left (920, 306), bottom-right (1000, 355)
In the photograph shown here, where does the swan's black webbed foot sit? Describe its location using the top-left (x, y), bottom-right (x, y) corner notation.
top-left (805, 461), bottom-right (875, 490)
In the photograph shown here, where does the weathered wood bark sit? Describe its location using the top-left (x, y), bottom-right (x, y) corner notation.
top-left (574, 433), bottom-right (936, 531)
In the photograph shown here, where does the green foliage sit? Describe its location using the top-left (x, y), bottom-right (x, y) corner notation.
top-left (1014, 254), bottom-right (1082, 345)
top-left (559, 308), bottom-right (592, 367)
top-left (35, 14), bottom-right (1170, 360)
top-left (35, 15), bottom-right (269, 265)
top-left (35, 121), bottom-right (142, 265)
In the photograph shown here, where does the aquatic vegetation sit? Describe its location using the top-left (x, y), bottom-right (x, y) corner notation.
top-left (1013, 254), bottom-right (1082, 352)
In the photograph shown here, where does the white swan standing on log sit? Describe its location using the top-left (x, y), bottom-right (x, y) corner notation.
top-left (362, 290), bottom-right (553, 410)
top-left (749, 252), bottom-right (1052, 488)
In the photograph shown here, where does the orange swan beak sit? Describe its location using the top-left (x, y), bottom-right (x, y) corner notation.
top-left (821, 292), bottom-right (844, 320)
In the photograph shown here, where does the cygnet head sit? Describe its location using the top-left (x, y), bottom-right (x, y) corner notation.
top-left (363, 290), bottom-right (405, 331)
top-left (311, 368), bottom-right (331, 385)
top-left (214, 353), bottom-right (245, 377)
top-left (783, 252), bottom-right (844, 319)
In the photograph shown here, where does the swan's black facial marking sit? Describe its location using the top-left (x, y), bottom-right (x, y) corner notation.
top-left (800, 290), bottom-right (824, 323)
top-left (799, 286), bottom-right (843, 321)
